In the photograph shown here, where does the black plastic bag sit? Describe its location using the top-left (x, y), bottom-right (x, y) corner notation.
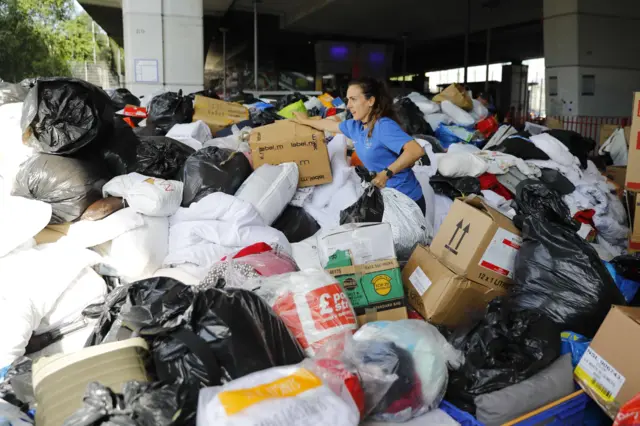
top-left (179, 146), bottom-right (252, 206)
top-left (511, 216), bottom-right (626, 337)
top-left (275, 92), bottom-right (307, 111)
top-left (133, 126), bottom-right (167, 137)
top-left (393, 98), bottom-right (433, 135)
top-left (340, 186), bottom-right (385, 224)
top-left (146, 90), bottom-right (194, 134)
top-left (514, 181), bottom-right (573, 226)
top-left (108, 88), bottom-right (140, 110)
top-left (446, 298), bottom-right (561, 414)
top-left (84, 285), bottom-right (132, 346)
top-left (12, 154), bottom-right (108, 224)
top-left (119, 278), bottom-right (305, 387)
top-left (21, 78), bottom-right (115, 155)
top-left (490, 137), bottom-right (550, 161)
top-left (611, 255), bottom-right (640, 283)
top-left (272, 206), bottom-right (321, 243)
top-left (250, 107), bottom-right (282, 126)
top-left (430, 175), bottom-right (481, 200)
top-left (214, 119), bottom-right (255, 137)
top-left (63, 381), bottom-right (191, 426)
top-left (544, 129), bottom-right (595, 169)
top-left (188, 88), bottom-right (220, 100)
top-left (96, 119), bottom-right (141, 176)
top-left (133, 136), bottom-right (195, 180)
top-left (414, 134), bottom-right (445, 153)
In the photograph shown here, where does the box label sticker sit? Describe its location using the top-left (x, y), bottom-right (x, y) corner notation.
top-left (575, 347), bottom-right (626, 403)
top-left (479, 228), bottom-right (522, 278)
top-left (409, 267), bottom-right (432, 296)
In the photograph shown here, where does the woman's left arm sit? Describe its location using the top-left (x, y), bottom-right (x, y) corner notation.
top-left (372, 140), bottom-right (424, 188)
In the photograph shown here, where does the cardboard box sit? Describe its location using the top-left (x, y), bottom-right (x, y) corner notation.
top-left (574, 306), bottom-right (640, 419)
top-left (430, 196), bottom-right (522, 288)
top-left (600, 123), bottom-right (631, 147)
top-left (626, 93), bottom-right (640, 190)
top-left (319, 223), bottom-right (408, 325)
top-left (402, 245), bottom-right (507, 328)
top-left (192, 95), bottom-right (249, 134)
top-left (250, 120), bottom-right (332, 188)
top-left (605, 166), bottom-right (627, 199)
top-left (626, 192), bottom-right (640, 252)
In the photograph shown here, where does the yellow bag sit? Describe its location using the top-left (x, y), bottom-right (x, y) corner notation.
top-left (318, 93), bottom-right (335, 108)
top-left (433, 83), bottom-right (473, 111)
top-left (278, 100), bottom-right (307, 119)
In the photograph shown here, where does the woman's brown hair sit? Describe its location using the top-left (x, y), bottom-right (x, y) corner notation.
top-left (349, 77), bottom-right (398, 137)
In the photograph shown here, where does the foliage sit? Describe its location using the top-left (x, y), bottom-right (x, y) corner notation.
top-left (0, 0), bottom-right (122, 82)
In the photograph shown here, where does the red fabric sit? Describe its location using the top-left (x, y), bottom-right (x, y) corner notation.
top-left (325, 108), bottom-right (337, 117)
top-left (229, 242), bottom-right (273, 260)
top-left (476, 116), bottom-right (499, 139)
top-left (574, 209), bottom-right (596, 226)
top-left (315, 359), bottom-right (366, 417)
top-left (220, 242), bottom-right (298, 277)
top-left (384, 375), bottom-right (424, 415)
top-left (478, 173), bottom-right (513, 200)
top-left (614, 392), bottom-right (640, 426)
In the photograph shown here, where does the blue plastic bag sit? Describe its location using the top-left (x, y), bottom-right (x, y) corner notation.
top-left (604, 261), bottom-right (640, 302)
top-left (560, 331), bottom-right (590, 368)
top-left (435, 124), bottom-right (474, 149)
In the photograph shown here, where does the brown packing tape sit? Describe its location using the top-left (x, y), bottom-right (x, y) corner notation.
top-left (328, 259), bottom-right (400, 277)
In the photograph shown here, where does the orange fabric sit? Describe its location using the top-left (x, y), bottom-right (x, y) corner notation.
top-left (351, 151), bottom-right (363, 167)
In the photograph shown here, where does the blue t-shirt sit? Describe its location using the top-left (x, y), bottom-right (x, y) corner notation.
top-left (339, 117), bottom-right (423, 201)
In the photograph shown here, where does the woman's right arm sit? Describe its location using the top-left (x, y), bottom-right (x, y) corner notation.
top-left (292, 112), bottom-right (342, 134)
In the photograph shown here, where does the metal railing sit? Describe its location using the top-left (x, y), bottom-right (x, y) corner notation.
top-left (547, 115), bottom-right (631, 142)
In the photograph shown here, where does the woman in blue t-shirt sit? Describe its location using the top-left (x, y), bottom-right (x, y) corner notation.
top-left (293, 77), bottom-right (426, 214)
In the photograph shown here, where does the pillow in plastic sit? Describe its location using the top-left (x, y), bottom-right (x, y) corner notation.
top-left (405, 92), bottom-right (440, 115)
top-left (475, 354), bottom-right (574, 426)
top-left (441, 100), bottom-right (476, 127)
top-left (380, 188), bottom-right (432, 259)
top-left (102, 172), bottom-right (184, 217)
top-left (437, 152), bottom-right (488, 178)
top-left (234, 163), bottom-right (299, 226)
top-left (197, 365), bottom-right (360, 426)
top-left (470, 99), bottom-right (489, 121)
top-left (166, 120), bottom-right (212, 151)
top-left (354, 320), bottom-right (464, 422)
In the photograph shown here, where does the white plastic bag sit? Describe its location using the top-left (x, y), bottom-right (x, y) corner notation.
top-left (0, 102), bottom-right (34, 195)
top-left (354, 320), bottom-right (464, 422)
top-left (599, 127), bottom-right (628, 166)
top-left (197, 365), bottom-right (360, 426)
top-left (441, 100), bottom-right (476, 127)
top-left (246, 270), bottom-right (358, 356)
top-left (381, 188), bottom-right (431, 259)
top-left (471, 99), bottom-right (489, 121)
top-left (406, 92), bottom-right (440, 115)
top-left (425, 113), bottom-right (452, 132)
top-left (204, 125), bottom-right (252, 152)
top-left (437, 152), bottom-right (488, 178)
top-left (102, 172), bottom-right (183, 217)
top-left (166, 120), bottom-right (212, 151)
top-left (234, 163), bottom-right (299, 225)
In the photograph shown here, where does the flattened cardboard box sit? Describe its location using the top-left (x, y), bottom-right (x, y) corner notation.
top-left (574, 306), bottom-right (640, 419)
top-left (402, 245), bottom-right (507, 329)
top-left (625, 92), bottom-right (640, 190)
top-left (192, 95), bottom-right (249, 134)
top-left (250, 120), bottom-right (332, 188)
top-left (430, 196), bottom-right (522, 288)
top-left (319, 223), bottom-right (407, 326)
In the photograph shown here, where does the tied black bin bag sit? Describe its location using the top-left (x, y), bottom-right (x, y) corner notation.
top-left (179, 146), bottom-right (252, 207)
top-left (446, 298), bottom-right (561, 414)
top-left (21, 78), bottom-right (115, 155)
top-left (146, 90), bottom-right (194, 134)
top-left (63, 381), bottom-right (190, 426)
top-left (134, 136), bottom-right (195, 180)
top-left (12, 154), bottom-right (108, 224)
top-left (272, 205), bottom-right (321, 243)
top-left (340, 186), bottom-right (385, 224)
top-left (108, 88), bottom-right (141, 110)
top-left (393, 98), bottom-right (433, 136)
top-left (511, 182), bottom-right (626, 337)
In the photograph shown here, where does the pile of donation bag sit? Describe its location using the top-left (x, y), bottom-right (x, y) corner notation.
top-left (1, 79), bottom-right (640, 426)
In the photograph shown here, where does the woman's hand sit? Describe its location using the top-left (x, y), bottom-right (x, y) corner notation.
top-left (372, 172), bottom-right (389, 189)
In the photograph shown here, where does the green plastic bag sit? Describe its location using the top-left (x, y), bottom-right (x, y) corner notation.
top-left (278, 100), bottom-right (307, 119)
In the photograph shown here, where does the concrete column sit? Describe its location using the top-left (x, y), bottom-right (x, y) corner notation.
top-left (122, 0), bottom-right (204, 97)
top-left (544, 0), bottom-right (640, 117)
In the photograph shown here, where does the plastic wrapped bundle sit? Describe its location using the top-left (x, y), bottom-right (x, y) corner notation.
top-left (21, 78), bottom-right (115, 155)
top-left (12, 154), bottom-right (108, 224)
top-left (354, 320), bottom-right (464, 422)
top-left (179, 147), bottom-right (252, 207)
top-left (393, 98), bottom-right (433, 135)
top-left (272, 206), bottom-right (322, 243)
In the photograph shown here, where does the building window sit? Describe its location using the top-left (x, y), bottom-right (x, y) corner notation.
top-left (581, 75), bottom-right (595, 96)
top-left (549, 76), bottom-right (558, 96)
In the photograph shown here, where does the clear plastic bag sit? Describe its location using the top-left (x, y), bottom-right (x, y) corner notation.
top-left (353, 320), bottom-right (464, 422)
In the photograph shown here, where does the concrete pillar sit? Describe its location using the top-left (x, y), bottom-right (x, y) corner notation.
top-left (122, 0), bottom-right (204, 97)
top-left (544, 0), bottom-right (640, 117)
